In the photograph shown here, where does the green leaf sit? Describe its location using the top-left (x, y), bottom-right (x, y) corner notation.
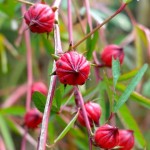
top-left (112, 58), bottom-right (121, 88)
top-left (115, 83), bottom-right (150, 109)
top-left (32, 91), bottom-right (59, 113)
top-left (103, 71), bottom-right (114, 112)
top-left (123, 0), bottom-right (132, 4)
top-left (0, 115), bottom-right (15, 150)
top-left (54, 111), bottom-right (79, 143)
top-left (118, 104), bottom-right (146, 149)
top-left (0, 106), bottom-right (25, 116)
top-left (86, 25), bottom-right (99, 60)
top-left (117, 69), bottom-right (139, 82)
top-left (32, 92), bottom-right (46, 113)
top-left (114, 64), bottom-right (148, 112)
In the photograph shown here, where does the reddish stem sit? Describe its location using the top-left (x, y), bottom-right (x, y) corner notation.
top-left (74, 86), bottom-right (93, 150)
top-left (37, 1), bottom-right (62, 150)
top-left (1, 84), bottom-right (27, 108)
top-left (84, 0), bottom-right (92, 31)
top-left (21, 4), bottom-right (33, 150)
top-left (21, 5), bottom-right (33, 112)
top-left (72, 3), bottom-right (127, 49)
top-left (67, 0), bottom-right (73, 43)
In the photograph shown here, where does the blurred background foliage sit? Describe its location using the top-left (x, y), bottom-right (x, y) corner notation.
top-left (0, 0), bottom-right (150, 150)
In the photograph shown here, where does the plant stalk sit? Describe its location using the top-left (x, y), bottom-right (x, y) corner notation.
top-left (72, 3), bottom-right (127, 49)
top-left (67, 0), bottom-right (73, 43)
top-left (74, 86), bottom-right (93, 150)
top-left (85, 0), bottom-right (92, 31)
top-left (37, 0), bottom-right (62, 150)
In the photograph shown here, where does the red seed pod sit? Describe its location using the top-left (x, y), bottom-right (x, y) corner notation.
top-left (24, 3), bottom-right (55, 33)
top-left (101, 44), bottom-right (124, 67)
top-left (118, 130), bottom-right (134, 150)
top-left (94, 124), bottom-right (119, 149)
top-left (78, 101), bottom-right (101, 127)
top-left (24, 108), bottom-right (43, 129)
top-left (31, 82), bottom-right (48, 96)
top-left (56, 51), bottom-right (90, 85)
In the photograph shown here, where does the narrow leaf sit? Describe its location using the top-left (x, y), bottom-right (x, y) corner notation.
top-left (0, 115), bottom-right (15, 150)
top-left (32, 92), bottom-right (46, 112)
top-left (86, 25), bottom-right (99, 60)
top-left (0, 106), bottom-right (25, 116)
top-left (112, 58), bottom-right (120, 88)
top-left (118, 104), bottom-right (146, 149)
top-left (115, 83), bottom-right (150, 109)
top-left (114, 64), bottom-right (148, 112)
top-left (54, 111), bottom-right (79, 143)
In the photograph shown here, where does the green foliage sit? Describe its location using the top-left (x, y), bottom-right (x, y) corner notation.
top-left (118, 104), bottom-right (146, 149)
top-left (114, 64), bottom-right (148, 112)
top-left (0, 106), bottom-right (25, 116)
top-left (0, 115), bottom-right (15, 150)
top-left (86, 25), bottom-right (99, 60)
top-left (54, 111), bottom-right (79, 143)
top-left (112, 58), bottom-right (121, 88)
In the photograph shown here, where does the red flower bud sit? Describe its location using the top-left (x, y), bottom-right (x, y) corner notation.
top-left (24, 108), bottom-right (43, 129)
top-left (24, 3), bottom-right (55, 33)
top-left (31, 82), bottom-right (48, 96)
top-left (56, 51), bottom-right (90, 85)
top-left (94, 124), bottom-right (119, 149)
top-left (118, 130), bottom-right (134, 150)
top-left (78, 101), bottom-right (101, 127)
top-left (101, 44), bottom-right (124, 67)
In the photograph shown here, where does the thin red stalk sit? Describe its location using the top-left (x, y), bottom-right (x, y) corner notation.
top-left (21, 5), bottom-right (33, 112)
top-left (84, 0), bottom-right (92, 31)
top-left (93, 51), bottom-right (102, 81)
top-left (9, 117), bottom-right (37, 147)
top-left (21, 4), bottom-right (33, 150)
top-left (72, 3), bottom-right (127, 49)
top-left (1, 84), bottom-right (27, 108)
top-left (74, 86), bottom-right (93, 150)
top-left (73, 1), bottom-right (86, 34)
top-left (21, 127), bottom-right (28, 150)
top-left (67, 0), bottom-right (73, 43)
top-left (37, 1), bottom-right (62, 150)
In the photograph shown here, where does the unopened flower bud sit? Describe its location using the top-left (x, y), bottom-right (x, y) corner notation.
top-left (31, 82), bottom-right (48, 96)
top-left (101, 44), bottom-right (124, 67)
top-left (78, 101), bottom-right (101, 127)
top-left (24, 3), bottom-right (55, 33)
top-left (118, 129), bottom-right (134, 150)
top-left (94, 124), bottom-right (119, 149)
top-left (24, 108), bottom-right (43, 129)
top-left (56, 51), bottom-right (90, 85)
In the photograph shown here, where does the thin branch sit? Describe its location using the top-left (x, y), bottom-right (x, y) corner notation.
top-left (17, 0), bottom-right (34, 5)
top-left (84, 0), bottom-right (92, 31)
top-left (67, 0), bottom-right (73, 43)
top-left (72, 3), bottom-right (127, 49)
top-left (1, 84), bottom-right (27, 108)
top-left (37, 0), bottom-right (62, 150)
top-left (74, 86), bottom-right (93, 150)
top-left (21, 4), bottom-right (33, 150)
top-left (22, 5), bottom-right (33, 111)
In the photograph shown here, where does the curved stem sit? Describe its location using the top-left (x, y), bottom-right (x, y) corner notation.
top-left (37, 0), bottom-right (62, 150)
top-left (72, 3), bottom-right (127, 49)
top-left (74, 86), bottom-right (93, 150)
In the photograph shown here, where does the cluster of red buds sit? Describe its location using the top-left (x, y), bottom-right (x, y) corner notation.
top-left (94, 124), bottom-right (134, 149)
